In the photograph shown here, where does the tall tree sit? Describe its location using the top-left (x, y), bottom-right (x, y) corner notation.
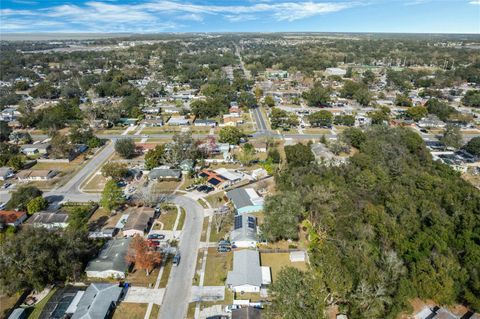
top-left (100, 180), bottom-right (125, 211)
top-left (126, 237), bottom-right (162, 276)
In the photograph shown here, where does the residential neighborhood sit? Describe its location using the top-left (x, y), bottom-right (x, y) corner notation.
top-left (1, 29), bottom-right (480, 319)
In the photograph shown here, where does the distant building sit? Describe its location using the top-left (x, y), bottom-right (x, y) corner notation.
top-left (0, 167), bottom-right (14, 180)
top-left (16, 170), bottom-right (57, 182)
top-left (0, 210), bottom-right (27, 228)
top-left (194, 119), bottom-right (217, 127)
top-left (71, 283), bottom-right (125, 319)
top-left (226, 250), bottom-right (271, 293)
top-left (85, 238), bottom-right (132, 279)
top-left (167, 116), bottom-right (190, 126)
top-left (325, 67), bottom-right (347, 76)
top-left (20, 143), bottom-right (51, 156)
top-left (226, 188), bottom-right (264, 214)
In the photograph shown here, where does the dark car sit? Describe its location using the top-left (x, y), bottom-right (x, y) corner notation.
top-left (173, 253), bottom-right (181, 266)
top-left (218, 240), bottom-right (231, 247)
top-left (197, 185), bottom-right (214, 193)
top-left (217, 246), bottom-right (231, 253)
top-left (420, 129), bottom-right (428, 133)
top-left (148, 234), bottom-right (165, 240)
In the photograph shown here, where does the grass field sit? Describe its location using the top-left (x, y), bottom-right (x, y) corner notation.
top-left (200, 217), bottom-right (209, 242)
top-left (82, 173), bottom-right (107, 192)
top-left (204, 248), bottom-right (232, 286)
top-left (177, 208), bottom-right (186, 230)
top-left (152, 180), bottom-right (181, 194)
top-left (126, 268), bottom-right (160, 288)
top-left (205, 192), bottom-right (227, 208)
top-left (157, 207), bottom-right (178, 230)
top-left (0, 293), bottom-right (21, 318)
top-left (112, 302), bottom-right (148, 319)
top-left (159, 257), bottom-right (173, 288)
top-left (260, 253), bottom-right (307, 282)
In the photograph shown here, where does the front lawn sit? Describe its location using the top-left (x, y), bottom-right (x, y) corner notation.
top-left (204, 248), bottom-right (232, 286)
top-left (112, 302), bottom-right (148, 319)
top-left (126, 267), bottom-right (160, 288)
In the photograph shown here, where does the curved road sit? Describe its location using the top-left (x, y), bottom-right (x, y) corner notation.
top-left (159, 195), bottom-right (204, 319)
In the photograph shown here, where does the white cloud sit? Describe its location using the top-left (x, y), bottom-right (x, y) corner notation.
top-left (469, 0), bottom-right (480, 4)
top-left (0, 0), bottom-right (357, 32)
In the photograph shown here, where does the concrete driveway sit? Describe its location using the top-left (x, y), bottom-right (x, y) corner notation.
top-left (124, 287), bottom-right (164, 305)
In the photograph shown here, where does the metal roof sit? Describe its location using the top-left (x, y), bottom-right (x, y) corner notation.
top-left (226, 188), bottom-right (263, 210)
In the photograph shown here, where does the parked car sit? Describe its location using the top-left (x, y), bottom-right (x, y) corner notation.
top-left (224, 305), bottom-right (241, 313)
top-left (147, 240), bottom-right (160, 247)
top-left (0, 202), bottom-right (6, 210)
top-left (217, 246), bottom-right (231, 253)
top-left (173, 253), bottom-right (181, 266)
top-left (148, 233), bottom-right (165, 240)
top-left (2, 183), bottom-right (11, 189)
top-left (197, 185), bottom-right (213, 193)
top-left (218, 240), bottom-right (231, 247)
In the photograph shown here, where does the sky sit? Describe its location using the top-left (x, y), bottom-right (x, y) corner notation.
top-left (0, 0), bottom-right (479, 34)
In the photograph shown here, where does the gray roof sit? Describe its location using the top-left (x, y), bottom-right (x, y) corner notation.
top-left (0, 166), bottom-right (13, 175)
top-left (71, 283), bottom-right (123, 319)
top-left (232, 307), bottom-right (262, 319)
top-left (226, 188), bottom-right (263, 210)
top-left (226, 250), bottom-right (262, 287)
top-left (20, 143), bottom-right (50, 150)
top-left (85, 238), bottom-right (131, 274)
top-left (231, 214), bottom-right (257, 243)
top-left (24, 212), bottom-right (69, 225)
top-left (124, 207), bottom-right (155, 232)
top-left (149, 168), bottom-right (181, 179)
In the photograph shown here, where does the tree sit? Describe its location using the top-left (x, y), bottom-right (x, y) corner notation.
top-left (100, 180), bottom-right (125, 211)
top-left (334, 115), bottom-right (355, 126)
top-left (395, 94), bottom-right (413, 107)
top-left (67, 205), bottom-right (93, 231)
top-left (145, 145), bottom-right (166, 169)
top-left (238, 91), bottom-right (256, 108)
top-left (126, 236), bottom-right (162, 276)
top-left (308, 110), bottom-right (333, 128)
top-left (267, 148), bottom-right (281, 164)
top-left (341, 127), bottom-right (366, 149)
top-left (26, 196), bottom-right (48, 215)
top-left (369, 108), bottom-right (390, 125)
top-left (30, 81), bottom-right (59, 99)
top-left (284, 143), bottom-right (314, 167)
top-left (115, 138), bottom-right (136, 159)
top-left (267, 267), bottom-right (325, 319)
top-left (264, 95), bottom-right (275, 107)
top-left (462, 90), bottom-right (480, 107)
top-left (50, 133), bottom-right (73, 159)
top-left (164, 132), bottom-right (200, 166)
top-left (237, 143), bottom-right (256, 166)
top-left (302, 83), bottom-right (331, 107)
top-left (262, 192), bottom-right (303, 241)
top-left (7, 155), bottom-right (24, 171)
top-left (219, 127), bottom-right (244, 145)
top-left (406, 106), bottom-right (428, 121)
top-left (441, 125), bottom-right (463, 150)
top-left (463, 137), bottom-right (480, 156)
top-left (426, 98), bottom-right (457, 121)
top-left (362, 70), bottom-right (376, 85)
top-left (101, 162), bottom-right (129, 181)
top-left (0, 228), bottom-right (95, 294)
top-left (270, 108), bottom-right (298, 129)
top-left (0, 121), bottom-right (12, 142)
top-left (6, 186), bottom-right (42, 211)
top-left (353, 88), bottom-right (372, 106)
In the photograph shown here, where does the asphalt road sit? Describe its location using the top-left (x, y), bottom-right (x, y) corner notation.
top-left (158, 195), bottom-right (204, 319)
top-left (252, 107), bottom-right (268, 133)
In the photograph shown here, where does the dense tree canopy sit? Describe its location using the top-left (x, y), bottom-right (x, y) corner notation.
top-left (268, 126), bottom-right (480, 318)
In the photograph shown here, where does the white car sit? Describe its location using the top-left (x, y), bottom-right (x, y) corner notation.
top-left (224, 305), bottom-right (241, 313)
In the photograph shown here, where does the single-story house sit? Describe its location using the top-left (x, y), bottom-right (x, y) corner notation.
top-left (231, 214), bottom-right (258, 248)
top-left (415, 307), bottom-right (460, 319)
top-left (221, 116), bottom-right (243, 126)
top-left (142, 118), bottom-right (164, 127)
top-left (226, 250), bottom-right (271, 293)
top-left (71, 283), bottom-right (125, 319)
top-left (0, 210), bottom-right (27, 227)
top-left (142, 107), bottom-right (160, 114)
top-left (148, 167), bottom-right (182, 181)
top-left (20, 143), bottom-right (51, 155)
top-left (226, 188), bottom-right (264, 214)
top-left (118, 118), bottom-right (138, 126)
top-left (199, 168), bottom-right (242, 189)
top-left (24, 212), bottom-right (69, 229)
top-left (16, 170), bottom-right (57, 182)
top-left (418, 115), bottom-right (446, 128)
top-left (179, 159), bottom-right (194, 173)
top-left (123, 207), bottom-right (155, 237)
top-left (194, 119), bottom-right (217, 127)
top-left (250, 141), bottom-right (267, 153)
top-left (167, 116), bottom-right (190, 126)
top-left (85, 238), bottom-right (132, 279)
top-left (0, 167), bottom-right (14, 180)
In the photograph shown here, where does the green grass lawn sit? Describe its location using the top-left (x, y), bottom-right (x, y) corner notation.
top-left (205, 192), bottom-right (227, 208)
top-left (150, 304), bottom-right (160, 319)
top-left (200, 217), bottom-right (209, 242)
top-left (157, 206), bottom-right (178, 230)
top-left (28, 287), bottom-right (58, 319)
top-left (0, 293), bottom-right (22, 318)
top-left (260, 253), bottom-right (307, 282)
top-left (204, 248), bottom-right (232, 286)
top-left (209, 215), bottom-right (232, 243)
top-left (159, 257), bottom-right (173, 288)
top-left (112, 302), bottom-right (148, 319)
top-left (126, 268), bottom-right (160, 288)
top-left (177, 208), bottom-right (186, 230)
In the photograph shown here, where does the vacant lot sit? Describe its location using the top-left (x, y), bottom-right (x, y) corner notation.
top-left (204, 248), bottom-right (233, 286)
top-left (260, 253), bottom-right (307, 282)
top-left (112, 302), bottom-right (148, 319)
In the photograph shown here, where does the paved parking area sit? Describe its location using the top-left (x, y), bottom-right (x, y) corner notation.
top-left (198, 305), bottom-right (230, 319)
top-left (190, 286), bottom-right (225, 302)
top-left (124, 287), bottom-right (165, 305)
top-left (148, 230), bottom-right (181, 241)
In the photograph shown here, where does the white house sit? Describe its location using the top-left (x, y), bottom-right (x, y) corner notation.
top-left (231, 214), bottom-right (258, 248)
top-left (226, 250), bottom-right (271, 293)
